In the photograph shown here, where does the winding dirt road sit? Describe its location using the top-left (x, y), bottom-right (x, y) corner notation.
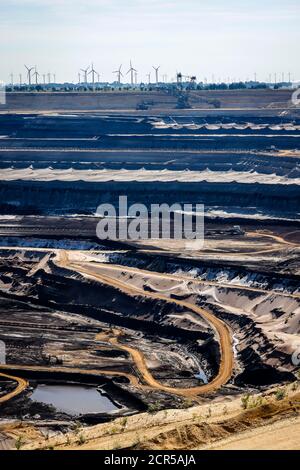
top-left (0, 372), bottom-right (28, 404)
top-left (77, 260), bottom-right (300, 299)
top-left (0, 363), bottom-right (140, 387)
top-left (57, 250), bottom-right (234, 397)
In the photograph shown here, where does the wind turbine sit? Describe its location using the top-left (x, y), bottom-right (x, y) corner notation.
top-left (81, 66), bottom-right (90, 84)
top-left (78, 72), bottom-right (81, 84)
top-left (152, 65), bottom-right (160, 84)
top-left (24, 65), bottom-right (34, 86)
top-left (47, 72), bottom-right (51, 84)
top-left (19, 74), bottom-right (22, 87)
top-left (146, 72), bottom-right (151, 84)
top-left (126, 60), bottom-right (137, 86)
top-left (88, 63), bottom-right (98, 87)
top-left (33, 67), bottom-right (39, 85)
top-left (113, 64), bottom-right (123, 84)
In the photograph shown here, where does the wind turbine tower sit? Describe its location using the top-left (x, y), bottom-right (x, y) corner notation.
top-left (33, 67), bottom-right (39, 85)
top-left (126, 60), bottom-right (137, 86)
top-left (89, 63), bottom-right (98, 87)
top-left (113, 65), bottom-right (123, 84)
top-left (152, 65), bottom-right (160, 84)
top-left (24, 65), bottom-right (34, 86)
top-left (81, 66), bottom-right (90, 85)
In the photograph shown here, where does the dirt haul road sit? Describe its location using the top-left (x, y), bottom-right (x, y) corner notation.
top-left (0, 364), bottom-right (140, 387)
top-left (76, 260), bottom-right (300, 300)
top-left (0, 372), bottom-right (28, 404)
top-left (57, 250), bottom-right (234, 397)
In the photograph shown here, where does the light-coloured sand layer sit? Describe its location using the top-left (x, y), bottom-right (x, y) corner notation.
top-left (201, 416), bottom-right (300, 450)
top-left (1, 167), bottom-right (300, 185)
top-left (153, 121), bottom-right (300, 131)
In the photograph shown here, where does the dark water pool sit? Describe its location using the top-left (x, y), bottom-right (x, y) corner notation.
top-left (30, 384), bottom-right (118, 415)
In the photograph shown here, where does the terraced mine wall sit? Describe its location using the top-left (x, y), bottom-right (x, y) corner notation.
top-left (0, 151), bottom-right (298, 176)
top-left (1, 256), bottom-right (295, 389)
top-left (1, 180), bottom-right (299, 216)
top-left (0, 113), bottom-right (299, 137)
top-left (0, 135), bottom-right (299, 151)
top-left (1, 112), bottom-right (300, 133)
top-left (2, 89), bottom-right (293, 111)
top-left (0, 261), bottom-right (220, 378)
top-left (0, 267), bottom-right (212, 344)
top-left (103, 251), bottom-right (300, 292)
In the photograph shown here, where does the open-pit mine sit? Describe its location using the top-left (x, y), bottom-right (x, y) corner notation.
top-left (0, 91), bottom-right (299, 451)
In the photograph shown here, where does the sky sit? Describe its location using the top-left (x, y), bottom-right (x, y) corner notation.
top-left (0, 0), bottom-right (299, 84)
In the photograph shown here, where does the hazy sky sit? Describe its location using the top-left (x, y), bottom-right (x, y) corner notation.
top-left (1, 0), bottom-right (299, 83)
